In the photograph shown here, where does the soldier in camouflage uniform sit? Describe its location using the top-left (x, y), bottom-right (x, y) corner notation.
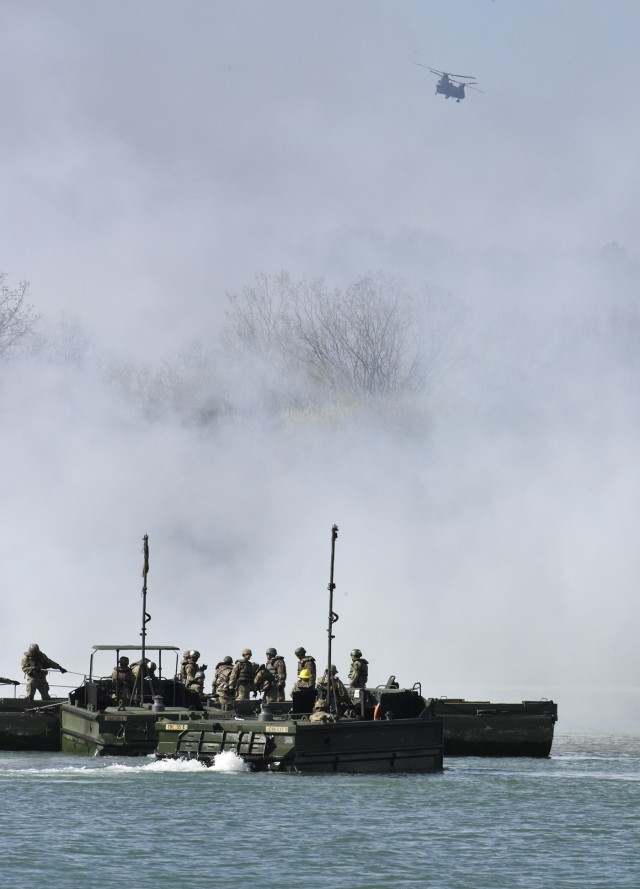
top-left (187, 671), bottom-right (205, 696)
top-left (21, 643), bottom-right (67, 701)
top-left (254, 664), bottom-right (277, 702)
top-left (180, 650), bottom-right (191, 683)
top-left (348, 648), bottom-right (369, 688)
top-left (265, 647), bottom-right (287, 702)
top-left (184, 650), bottom-right (207, 687)
top-left (309, 699), bottom-right (336, 723)
top-left (294, 647), bottom-right (316, 684)
top-left (212, 656), bottom-right (234, 706)
top-left (317, 664), bottom-right (351, 713)
top-left (229, 648), bottom-right (259, 700)
top-left (111, 656), bottom-right (135, 702)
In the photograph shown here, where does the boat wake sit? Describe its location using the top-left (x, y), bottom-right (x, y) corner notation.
top-left (0, 750), bottom-right (250, 777)
top-left (124, 751), bottom-right (249, 773)
top-left (108, 751), bottom-right (249, 774)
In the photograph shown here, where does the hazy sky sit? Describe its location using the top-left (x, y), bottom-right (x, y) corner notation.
top-left (1, 2), bottom-right (640, 732)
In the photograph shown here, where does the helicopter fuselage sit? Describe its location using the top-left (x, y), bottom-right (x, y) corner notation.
top-left (436, 79), bottom-right (466, 101)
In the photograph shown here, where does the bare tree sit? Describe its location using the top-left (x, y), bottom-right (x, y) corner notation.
top-left (223, 272), bottom-right (450, 400)
top-left (284, 274), bottom-right (422, 396)
top-left (222, 271), bottom-right (295, 367)
top-left (0, 273), bottom-right (40, 358)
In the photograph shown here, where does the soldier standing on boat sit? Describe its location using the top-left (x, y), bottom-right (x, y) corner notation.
top-left (21, 643), bottom-right (67, 701)
top-left (184, 651), bottom-right (207, 686)
top-left (111, 656), bottom-right (134, 702)
top-left (180, 650), bottom-right (191, 682)
top-left (212, 656), bottom-right (234, 705)
top-left (229, 649), bottom-right (259, 700)
top-left (294, 647), bottom-right (316, 684)
top-left (265, 647), bottom-right (287, 701)
top-left (187, 671), bottom-right (205, 696)
top-left (254, 663), bottom-right (278, 702)
top-left (348, 649), bottom-right (369, 688)
top-left (317, 664), bottom-right (351, 712)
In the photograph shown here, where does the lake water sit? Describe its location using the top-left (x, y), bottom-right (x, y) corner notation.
top-left (1, 732), bottom-right (638, 888)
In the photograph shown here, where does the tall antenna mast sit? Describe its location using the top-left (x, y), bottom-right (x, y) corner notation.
top-left (326, 524), bottom-right (339, 711)
top-left (139, 534), bottom-right (151, 703)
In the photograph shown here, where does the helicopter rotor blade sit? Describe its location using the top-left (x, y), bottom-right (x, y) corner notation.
top-left (414, 63), bottom-right (479, 83)
top-left (414, 64), bottom-right (443, 74)
top-left (465, 85), bottom-right (484, 93)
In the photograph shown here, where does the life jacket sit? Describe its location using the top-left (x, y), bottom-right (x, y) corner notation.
top-left (112, 667), bottom-right (133, 686)
top-left (297, 656), bottom-right (316, 680)
top-left (254, 665), bottom-right (275, 690)
top-left (185, 659), bottom-right (203, 682)
top-left (235, 659), bottom-right (257, 683)
top-left (349, 658), bottom-right (369, 685)
top-left (267, 656), bottom-right (286, 682)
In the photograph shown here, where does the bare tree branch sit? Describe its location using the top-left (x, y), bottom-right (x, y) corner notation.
top-left (0, 273), bottom-right (41, 358)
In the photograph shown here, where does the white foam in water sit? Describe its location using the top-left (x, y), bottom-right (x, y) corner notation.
top-left (137, 752), bottom-right (248, 772)
top-left (0, 752), bottom-right (250, 777)
top-left (139, 757), bottom-right (208, 773)
top-left (211, 750), bottom-right (250, 772)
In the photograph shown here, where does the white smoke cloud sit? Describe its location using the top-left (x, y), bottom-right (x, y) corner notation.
top-left (1, 1), bottom-right (640, 733)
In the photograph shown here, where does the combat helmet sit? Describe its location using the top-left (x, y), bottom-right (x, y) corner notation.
top-left (28, 643), bottom-right (40, 654)
top-left (241, 648), bottom-right (252, 657)
top-left (118, 656), bottom-right (130, 666)
top-left (313, 698), bottom-right (329, 711)
top-left (351, 648), bottom-right (362, 658)
top-left (294, 647), bottom-right (306, 658)
top-left (190, 650), bottom-right (200, 660)
top-left (266, 647), bottom-right (277, 657)
top-left (223, 655), bottom-right (233, 665)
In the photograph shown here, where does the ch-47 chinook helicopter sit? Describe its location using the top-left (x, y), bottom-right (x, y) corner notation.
top-left (415, 64), bottom-right (483, 102)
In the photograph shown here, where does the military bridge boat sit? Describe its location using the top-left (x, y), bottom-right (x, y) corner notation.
top-left (60, 536), bottom-right (207, 757)
top-left (156, 684), bottom-right (444, 773)
top-left (60, 645), bottom-right (203, 756)
top-left (434, 697), bottom-right (558, 756)
top-left (0, 696), bottom-right (65, 752)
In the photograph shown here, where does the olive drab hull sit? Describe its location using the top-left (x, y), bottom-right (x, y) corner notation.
top-left (434, 699), bottom-right (558, 757)
top-left (155, 686), bottom-right (444, 773)
top-left (60, 645), bottom-right (204, 756)
top-left (60, 703), bottom-right (167, 756)
top-left (155, 713), bottom-right (444, 773)
top-left (0, 698), bottom-right (64, 751)
top-left (60, 685), bottom-right (205, 756)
